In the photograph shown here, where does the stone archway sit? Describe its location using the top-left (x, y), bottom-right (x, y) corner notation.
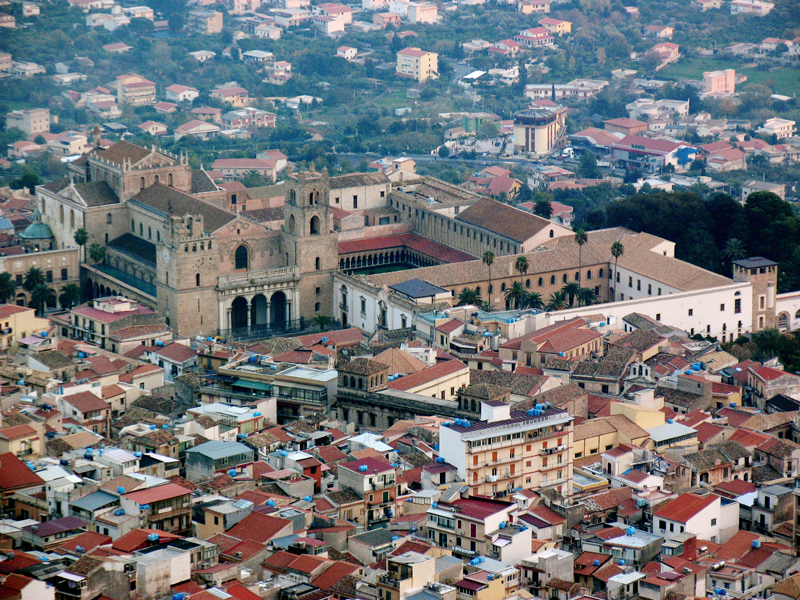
top-left (271, 291), bottom-right (287, 329)
top-left (231, 296), bottom-right (248, 330)
top-left (251, 294), bottom-right (268, 330)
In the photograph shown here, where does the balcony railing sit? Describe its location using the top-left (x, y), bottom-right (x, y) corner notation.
top-left (218, 266), bottom-right (298, 290)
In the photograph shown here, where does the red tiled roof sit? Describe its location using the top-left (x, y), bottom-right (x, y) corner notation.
top-left (714, 479), bottom-right (756, 496)
top-left (153, 343), bottom-right (197, 363)
top-left (653, 493), bottom-right (717, 523)
top-left (54, 531), bottom-right (112, 555)
top-left (227, 512), bottom-right (292, 544)
top-left (0, 452), bottom-right (44, 491)
top-left (387, 359), bottom-right (467, 392)
top-left (311, 561), bottom-right (360, 591)
top-left (123, 483), bottom-right (192, 504)
top-left (0, 424), bottom-right (36, 440)
top-left (339, 456), bottom-right (395, 475)
top-left (111, 528), bottom-right (182, 553)
top-left (717, 530), bottom-right (760, 562)
top-left (0, 305), bottom-right (31, 319)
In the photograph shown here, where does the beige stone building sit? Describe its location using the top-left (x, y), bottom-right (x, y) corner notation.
top-left (513, 107), bottom-right (567, 155)
top-left (5, 108), bottom-right (49, 136)
top-left (0, 305), bottom-right (51, 350)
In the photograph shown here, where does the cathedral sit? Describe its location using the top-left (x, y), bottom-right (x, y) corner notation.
top-left (36, 141), bottom-right (337, 339)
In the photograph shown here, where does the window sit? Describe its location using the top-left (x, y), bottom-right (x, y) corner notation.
top-left (656, 313), bottom-right (661, 321)
top-left (235, 245), bottom-right (248, 270)
top-left (196, 273), bottom-right (200, 287)
top-left (688, 308), bottom-right (693, 316)
top-left (106, 213), bottom-right (112, 224)
top-left (733, 298), bottom-right (740, 313)
top-left (550, 275), bottom-right (555, 285)
top-left (315, 257), bottom-right (321, 270)
top-left (61, 268), bottom-right (68, 281)
top-left (628, 276), bottom-right (633, 288)
top-left (46, 270), bottom-right (53, 283)
top-left (549, 230), bottom-right (554, 238)
top-left (353, 195), bottom-right (358, 209)
top-left (760, 295), bottom-right (765, 309)
top-left (361, 297), bottom-right (366, 314)
top-left (563, 273), bottom-right (568, 283)
top-left (648, 284), bottom-right (652, 294)
top-left (310, 215), bottom-right (320, 235)
top-left (711, 518), bottom-right (717, 526)
top-left (720, 304), bottom-right (725, 311)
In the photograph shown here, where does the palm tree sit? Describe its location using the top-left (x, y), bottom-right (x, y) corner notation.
top-left (311, 314), bottom-right (334, 331)
top-left (562, 282), bottom-right (581, 307)
top-left (478, 300), bottom-right (495, 312)
top-left (482, 251), bottom-right (495, 307)
top-left (22, 267), bottom-right (45, 293)
top-left (58, 283), bottom-right (82, 309)
top-left (30, 283), bottom-right (55, 315)
top-left (577, 287), bottom-right (597, 307)
top-left (545, 290), bottom-right (567, 311)
top-left (722, 238), bottom-right (746, 263)
top-left (74, 228), bottom-right (88, 262)
top-left (533, 199), bottom-right (553, 219)
top-left (574, 228), bottom-right (588, 281)
top-left (611, 240), bottom-right (624, 301)
top-left (525, 291), bottom-right (544, 310)
top-left (515, 255), bottom-right (529, 285)
top-left (89, 243), bottom-right (106, 264)
top-left (458, 287), bottom-right (482, 306)
top-left (0, 272), bottom-right (16, 304)
top-left (504, 281), bottom-right (527, 310)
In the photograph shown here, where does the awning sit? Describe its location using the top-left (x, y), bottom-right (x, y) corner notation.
top-left (233, 379), bottom-right (272, 392)
top-left (203, 373), bottom-right (237, 383)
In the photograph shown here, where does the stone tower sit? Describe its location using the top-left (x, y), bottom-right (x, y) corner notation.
top-left (732, 257), bottom-right (778, 333)
top-left (281, 165), bottom-right (338, 320)
top-left (157, 213), bottom-right (219, 337)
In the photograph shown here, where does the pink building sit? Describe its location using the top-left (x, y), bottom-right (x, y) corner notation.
top-left (703, 69), bottom-right (735, 95)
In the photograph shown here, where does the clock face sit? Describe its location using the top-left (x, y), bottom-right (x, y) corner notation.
top-left (163, 248), bottom-right (170, 264)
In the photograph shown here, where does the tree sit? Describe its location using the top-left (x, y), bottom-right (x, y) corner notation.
top-left (596, 47), bottom-right (607, 67)
top-left (515, 255), bottom-right (529, 284)
top-left (562, 282), bottom-right (581, 307)
top-left (438, 146), bottom-right (450, 158)
top-left (0, 272), bottom-right (16, 304)
top-left (575, 228), bottom-right (588, 279)
top-left (58, 283), bottom-right (81, 309)
top-left (689, 157), bottom-right (706, 174)
top-left (74, 228), bottom-right (88, 262)
top-left (10, 171), bottom-right (41, 195)
top-left (23, 267), bottom-right (44, 293)
top-left (533, 199), bottom-right (553, 219)
top-left (545, 290), bottom-right (567, 311)
top-left (722, 238), bottom-right (746, 263)
top-left (30, 283), bottom-right (55, 315)
top-left (311, 314), bottom-right (334, 331)
top-left (577, 287), bottom-right (597, 306)
top-left (525, 291), bottom-right (544, 310)
top-left (482, 251), bottom-right (495, 307)
top-left (578, 152), bottom-right (601, 179)
top-left (611, 240), bottom-right (624, 301)
top-left (504, 281), bottom-right (527, 310)
top-left (458, 288), bottom-right (482, 306)
top-left (89, 243), bottom-right (106, 264)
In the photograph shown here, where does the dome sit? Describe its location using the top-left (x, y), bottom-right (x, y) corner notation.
top-left (19, 209), bottom-right (54, 240)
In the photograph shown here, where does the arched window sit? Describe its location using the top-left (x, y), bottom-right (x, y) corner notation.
top-left (501, 283), bottom-right (506, 292)
top-left (290, 189), bottom-right (296, 203)
top-left (70, 211), bottom-right (75, 228)
top-left (563, 273), bottom-right (568, 283)
top-left (139, 223), bottom-right (143, 236)
top-left (60, 206), bottom-right (64, 223)
top-left (549, 230), bottom-right (554, 238)
top-left (288, 214), bottom-right (296, 235)
top-left (196, 273), bottom-right (200, 287)
top-left (550, 275), bottom-right (556, 285)
top-left (140, 177), bottom-right (145, 190)
top-left (310, 215), bottom-right (320, 235)
top-left (575, 271), bottom-right (580, 281)
top-left (795, 310), bottom-right (800, 319)
top-left (476, 286), bottom-right (482, 296)
top-left (488, 284), bottom-right (493, 294)
top-left (315, 257), bottom-right (321, 271)
top-left (235, 245), bottom-right (249, 270)
top-left (538, 277), bottom-right (543, 287)
top-left (106, 213), bottom-right (112, 225)
top-left (154, 175), bottom-right (159, 184)
top-left (599, 268), bottom-right (604, 278)
top-left (148, 226), bottom-right (152, 240)
top-left (131, 219), bottom-right (135, 231)
top-left (587, 270), bottom-right (593, 280)
top-left (526, 279), bottom-right (531, 288)
top-left (168, 173), bottom-right (173, 186)
top-left (315, 302), bottom-right (321, 312)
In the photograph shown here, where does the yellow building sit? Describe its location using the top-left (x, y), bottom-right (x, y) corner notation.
top-left (573, 414), bottom-right (651, 462)
top-left (0, 305), bottom-right (51, 350)
top-left (439, 401), bottom-right (574, 497)
top-left (0, 424), bottom-right (41, 461)
top-left (609, 388), bottom-right (666, 430)
top-left (386, 359), bottom-right (469, 401)
top-left (538, 17), bottom-right (571, 35)
top-left (378, 552), bottom-right (437, 600)
top-left (513, 107), bottom-right (567, 156)
top-left (396, 47), bottom-right (439, 82)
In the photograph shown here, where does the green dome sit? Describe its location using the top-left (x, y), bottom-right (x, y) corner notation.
top-left (19, 209), bottom-right (54, 240)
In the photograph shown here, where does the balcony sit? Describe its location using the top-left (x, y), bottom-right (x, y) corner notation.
top-left (218, 266), bottom-right (298, 291)
top-left (339, 302), bottom-right (349, 311)
top-left (16, 448), bottom-right (34, 457)
top-left (453, 546), bottom-right (478, 557)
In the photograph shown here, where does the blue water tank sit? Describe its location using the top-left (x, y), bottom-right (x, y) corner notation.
top-left (619, 559), bottom-right (625, 566)
top-left (249, 355), bottom-right (258, 363)
top-left (432, 502), bottom-right (438, 508)
top-left (173, 594), bottom-right (185, 600)
top-left (470, 558), bottom-right (479, 566)
top-left (487, 574), bottom-right (493, 581)
top-left (141, 504), bottom-right (150, 509)
top-left (322, 337), bottom-right (328, 343)
top-left (134, 452), bottom-right (142, 458)
top-left (304, 496), bottom-right (312, 502)
top-left (150, 424), bottom-right (156, 430)
top-left (436, 457), bottom-right (445, 463)
top-left (499, 522), bottom-right (506, 529)
top-left (75, 546), bottom-right (85, 553)
top-left (668, 418), bottom-right (674, 424)
top-left (147, 533), bottom-right (159, 542)
top-left (85, 448), bottom-right (93, 454)
top-left (60, 459), bottom-right (68, 466)
top-left (162, 424), bottom-right (169, 429)
top-left (78, 352), bottom-right (86, 359)
top-left (433, 443), bottom-right (439, 451)
top-left (114, 509), bottom-right (125, 516)
top-left (479, 556), bottom-right (485, 563)
top-left (392, 535), bottom-right (399, 542)
top-left (229, 469), bottom-right (237, 477)
top-left (463, 420), bottom-right (470, 428)
top-left (267, 499), bottom-right (276, 507)
top-left (752, 540), bottom-right (761, 548)
top-left (627, 527), bottom-right (636, 536)
top-left (593, 559), bottom-right (600, 566)
top-left (730, 402), bottom-right (736, 407)
top-left (254, 412), bottom-right (262, 417)
top-left (528, 408), bottom-right (535, 416)
top-left (535, 404), bottom-right (543, 411)
top-left (117, 486), bottom-right (125, 494)
top-left (155, 339), bottom-right (164, 346)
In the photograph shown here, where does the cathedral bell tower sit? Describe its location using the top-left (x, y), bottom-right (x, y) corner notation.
top-left (281, 164), bottom-right (338, 320)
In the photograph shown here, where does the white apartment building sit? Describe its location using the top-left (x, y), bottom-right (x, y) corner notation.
top-left (757, 118), bottom-right (796, 140)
